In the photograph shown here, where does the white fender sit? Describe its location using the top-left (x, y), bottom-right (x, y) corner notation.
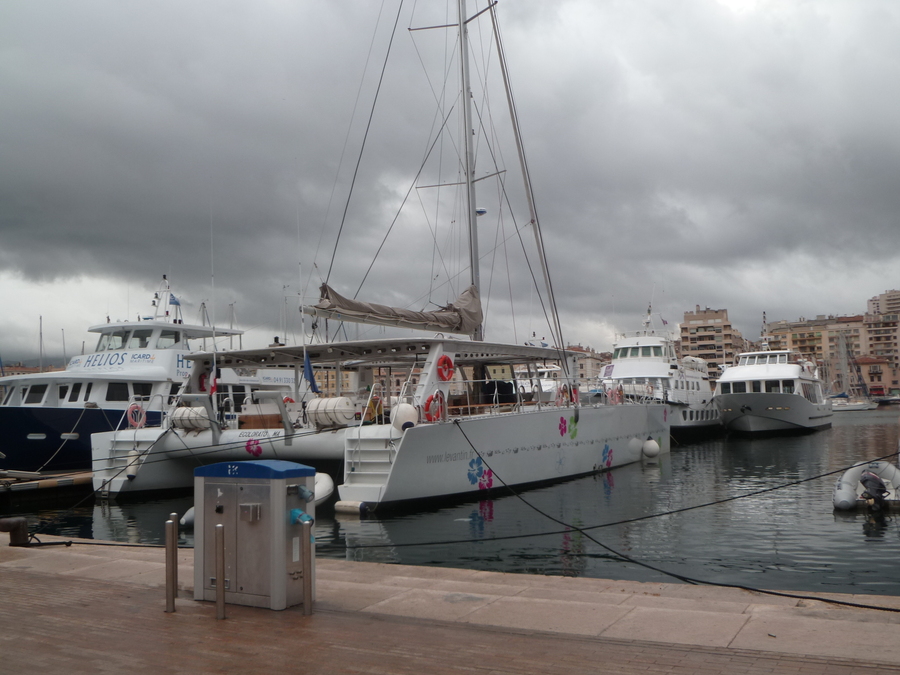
top-left (125, 450), bottom-right (140, 481)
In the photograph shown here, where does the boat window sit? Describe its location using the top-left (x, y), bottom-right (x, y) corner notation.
top-left (58, 385), bottom-right (69, 400)
top-left (641, 347), bottom-right (652, 357)
top-left (751, 381), bottom-right (761, 393)
top-left (732, 382), bottom-right (747, 393)
top-left (778, 354), bottom-right (788, 364)
top-left (84, 382), bottom-right (93, 400)
top-left (765, 380), bottom-right (780, 393)
top-left (106, 382), bottom-right (129, 402)
top-left (168, 382), bottom-right (181, 405)
top-left (24, 384), bottom-right (47, 404)
top-left (158, 330), bottom-right (182, 349)
top-left (653, 347), bottom-right (662, 356)
top-left (782, 380), bottom-right (795, 394)
top-left (69, 382), bottom-right (83, 402)
top-left (738, 356), bottom-right (749, 366)
top-left (2, 387), bottom-right (13, 405)
top-left (629, 347), bottom-right (640, 357)
top-left (127, 329), bottom-right (154, 349)
top-left (96, 329), bottom-right (130, 351)
top-left (133, 382), bottom-right (153, 399)
top-left (231, 385), bottom-right (247, 410)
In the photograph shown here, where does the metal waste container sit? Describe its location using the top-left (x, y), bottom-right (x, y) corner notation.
top-left (193, 460), bottom-right (316, 610)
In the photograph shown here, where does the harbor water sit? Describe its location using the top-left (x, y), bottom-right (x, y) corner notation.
top-left (4, 409), bottom-right (900, 597)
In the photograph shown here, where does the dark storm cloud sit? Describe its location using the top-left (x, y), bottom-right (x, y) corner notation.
top-left (2, 0), bottom-right (900, 360)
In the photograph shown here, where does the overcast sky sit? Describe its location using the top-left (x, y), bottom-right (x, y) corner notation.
top-left (2, 0), bottom-right (899, 365)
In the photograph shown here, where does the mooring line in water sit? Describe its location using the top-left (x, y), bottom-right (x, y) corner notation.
top-left (445, 422), bottom-right (900, 614)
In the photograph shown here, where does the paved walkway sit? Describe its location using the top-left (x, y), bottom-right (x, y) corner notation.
top-left (2, 531), bottom-right (900, 674)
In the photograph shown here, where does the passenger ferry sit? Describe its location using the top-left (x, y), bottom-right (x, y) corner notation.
top-left (0, 277), bottom-right (290, 473)
top-left (713, 348), bottom-right (832, 434)
top-left (599, 313), bottom-right (720, 438)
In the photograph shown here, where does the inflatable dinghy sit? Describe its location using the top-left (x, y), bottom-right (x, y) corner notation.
top-left (833, 460), bottom-right (900, 511)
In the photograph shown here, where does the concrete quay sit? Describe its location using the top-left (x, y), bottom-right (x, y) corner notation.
top-left (2, 531), bottom-right (900, 674)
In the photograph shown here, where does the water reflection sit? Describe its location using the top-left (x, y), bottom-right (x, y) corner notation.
top-left (5, 409), bottom-right (900, 595)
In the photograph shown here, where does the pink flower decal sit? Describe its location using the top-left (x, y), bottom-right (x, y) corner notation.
top-left (478, 468), bottom-right (494, 490)
top-left (245, 438), bottom-right (262, 457)
top-left (559, 416), bottom-right (567, 436)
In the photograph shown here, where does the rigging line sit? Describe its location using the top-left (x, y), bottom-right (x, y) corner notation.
top-left (333, 424), bottom-right (900, 613)
top-left (489, 4), bottom-right (565, 355)
top-left (447, 422), bottom-right (900, 613)
top-left (324, 0), bottom-right (405, 288)
top-left (309, 0), bottom-right (392, 295)
top-left (353, 107), bottom-right (459, 299)
top-left (28, 428), bottom-right (175, 538)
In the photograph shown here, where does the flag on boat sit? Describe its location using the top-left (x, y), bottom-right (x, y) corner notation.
top-left (169, 293), bottom-right (181, 306)
top-left (304, 351), bottom-right (320, 394)
top-left (662, 318), bottom-right (668, 325)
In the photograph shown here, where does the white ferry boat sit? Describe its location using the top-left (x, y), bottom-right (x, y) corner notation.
top-left (0, 277), bottom-right (290, 473)
top-left (713, 349), bottom-right (832, 434)
top-left (600, 314), bottom-right (719, 438)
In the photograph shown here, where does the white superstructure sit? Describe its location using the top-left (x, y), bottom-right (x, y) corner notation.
top-left (714, 349), bottom-right (832, 434)
top-left (600, 317), bottom-right (719, 437)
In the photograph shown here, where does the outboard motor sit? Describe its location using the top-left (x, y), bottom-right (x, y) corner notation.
top-left (860, 471), bottom-right (889, 511)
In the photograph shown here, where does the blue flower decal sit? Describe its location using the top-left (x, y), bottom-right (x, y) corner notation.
top-left (467, 457), bottom-right (484, 485)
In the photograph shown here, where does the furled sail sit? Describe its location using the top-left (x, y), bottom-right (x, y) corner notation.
top-left (307, 283), bottom-right (482, 335)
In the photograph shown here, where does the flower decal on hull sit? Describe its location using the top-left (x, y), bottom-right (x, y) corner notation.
top-left (245, 438), bottom-right (262, 457)
top-left (467, 457), bottom-right (494, 490)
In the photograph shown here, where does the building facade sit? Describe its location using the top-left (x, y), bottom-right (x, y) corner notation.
top-left (680, 306), bottom-right (746, 381)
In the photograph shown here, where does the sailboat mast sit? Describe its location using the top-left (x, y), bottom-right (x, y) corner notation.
top-left (459, 0), bottom-right (483, 342)
top-left (489, 3), bottom-right (564, 350)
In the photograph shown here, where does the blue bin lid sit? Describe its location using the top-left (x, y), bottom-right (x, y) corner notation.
top-left (194, 460), bottom-right (315, 479)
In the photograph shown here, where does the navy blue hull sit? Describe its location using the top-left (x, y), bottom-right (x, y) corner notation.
top-left (0, 407), bottom-right (162, 472)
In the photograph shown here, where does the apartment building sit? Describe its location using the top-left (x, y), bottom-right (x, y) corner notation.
top-left (680, 306), bottom-right (746, 381)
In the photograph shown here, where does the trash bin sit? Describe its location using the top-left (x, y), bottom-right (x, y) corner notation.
top-left (193, 460), bottom-right (316, 610)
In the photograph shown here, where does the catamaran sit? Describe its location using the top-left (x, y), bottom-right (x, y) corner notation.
top-left (91, 1), bottom-right (669, 509)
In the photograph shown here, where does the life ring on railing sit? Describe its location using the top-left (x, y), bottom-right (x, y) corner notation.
top-left (437, 354), bottom-right (455, 381)
top-left (283, 396), bottom-right (295, 404)
top-left (555, 384), bottom-right (571, 407)
top-left (646, 384), bottom-right (654, 397)
top-left (127, 403), bottom-right (146, 428)
top-left (423, 390), bottom-right (445, 422)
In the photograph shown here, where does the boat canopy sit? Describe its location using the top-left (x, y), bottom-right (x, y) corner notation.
top-left (305, 284), bottom-right (483, 336)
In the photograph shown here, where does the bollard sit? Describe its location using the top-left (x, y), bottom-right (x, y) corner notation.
top-left (165, 519), bottom-right (176, 613)
top-left (301, 519), bottom-right (313, 616)
top-left (0, 517), bottom-right (29, 547)
top-left (215, 523), bottom-right (226, 620)
top-left (169, 512), bottom-right (179, 593)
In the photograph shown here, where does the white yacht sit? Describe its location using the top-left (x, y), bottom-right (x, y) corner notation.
top-left (90, 2), bottom-right (669, 508)
top-left (713, 349), bottom-right (832, 434)
top-left (600, 314), bottom-right (719, 438)
top-left (0, 277), bottom-right (290, 473)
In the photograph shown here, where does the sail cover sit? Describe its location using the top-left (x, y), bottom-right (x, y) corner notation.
top-left (308, 283), bottom-right (482, 335)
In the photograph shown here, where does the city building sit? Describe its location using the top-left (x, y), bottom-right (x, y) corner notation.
top-left (680, 306), bottom-right (746, 381)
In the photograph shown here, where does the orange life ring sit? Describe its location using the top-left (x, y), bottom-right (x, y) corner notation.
top-left (127, 403), bottom-right (146, 428)
top-left (423, 390), bottom-right (445, 422)
top-left (437, 354), bottom-right (455, 381)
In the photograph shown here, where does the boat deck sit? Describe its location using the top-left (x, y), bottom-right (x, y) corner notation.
top-left (2, 531), bottom-right (900, 674)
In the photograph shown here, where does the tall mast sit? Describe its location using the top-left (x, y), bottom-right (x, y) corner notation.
top-left (459, 0), bottom-right (483, 341)
top-left (490, 3), bottom-right (564, 351)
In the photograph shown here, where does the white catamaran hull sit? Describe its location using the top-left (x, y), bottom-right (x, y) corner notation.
top-left (93, 402), bottom-right (669, 503)
top-left (339, 403), bottom-right (669, 506)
